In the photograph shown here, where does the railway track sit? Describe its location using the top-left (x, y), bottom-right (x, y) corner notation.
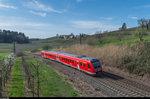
top-left (28, 53), bottom-right (150, 97)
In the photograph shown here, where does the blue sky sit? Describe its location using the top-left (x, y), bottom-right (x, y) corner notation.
top-left (0, 0), bottom-right (150, 38)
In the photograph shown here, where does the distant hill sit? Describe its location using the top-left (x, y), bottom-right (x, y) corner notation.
top-left (37, 26), bottom-right (150, 48)
top-left (29, 38), bottom-right (40, 42)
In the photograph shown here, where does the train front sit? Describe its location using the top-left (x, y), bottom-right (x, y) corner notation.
top-left (90, 58), bottom-right (102, 75)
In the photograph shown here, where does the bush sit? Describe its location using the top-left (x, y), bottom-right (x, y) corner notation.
top-left (31, 49), bottom-right (39, 52)
top-left (16, 52), bottom-right (25, 57)
top-left (42, 45), bottom-right (52, 50)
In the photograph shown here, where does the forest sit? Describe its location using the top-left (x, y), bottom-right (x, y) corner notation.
top-left (0, 29), bottom-right (29, 44)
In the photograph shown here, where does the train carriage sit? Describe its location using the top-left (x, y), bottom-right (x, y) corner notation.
top-left (41, 50), bottom-right (102, 76)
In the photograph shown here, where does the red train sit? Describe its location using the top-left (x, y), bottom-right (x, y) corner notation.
top-left (41, 50), bottom-right (102, 76)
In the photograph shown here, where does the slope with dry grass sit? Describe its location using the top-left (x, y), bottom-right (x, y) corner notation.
top-left (53, 42), bottom-right (150, 76)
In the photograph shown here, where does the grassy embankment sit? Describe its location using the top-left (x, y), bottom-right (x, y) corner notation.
top-left (9, 59), bottom-right (24, 97)
top-left (25, 58), bottom-right (78, 97)
top-left (0, 53), bottom-right (9, 60)
top-left (30, 27), bottom-right (150, 76)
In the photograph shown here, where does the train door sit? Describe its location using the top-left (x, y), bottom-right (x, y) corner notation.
top-left (77, 61), bottom-right (80, 70)
top-left (56, 55), bottom-right (59, 61)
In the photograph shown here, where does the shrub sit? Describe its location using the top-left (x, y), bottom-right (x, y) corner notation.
top-left (31, 49), bottom-right (39, 52)
top-left (16, 52), bottom-right (25, 57)
top-left (42, 45), bottom-right (52, 50)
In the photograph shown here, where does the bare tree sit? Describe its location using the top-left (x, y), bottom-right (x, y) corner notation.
top-left (95, 31), bottom-right (103, 44)
top-left (138, 18), bottom-right (148, 29)
top-left (118, 33), bottom-right (122, 41)
top-left (137, 18), bottom-right (148, 41)
top-left (80, 33), bottom-right (84, 45)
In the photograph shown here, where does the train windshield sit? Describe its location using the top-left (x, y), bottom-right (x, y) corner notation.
top-left (91, 59), bottom-right (101, 70)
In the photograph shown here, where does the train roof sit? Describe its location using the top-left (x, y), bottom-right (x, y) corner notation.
top-left (81, 57), bottom-right (98, 61)
top-left (43, 50), bottom-right (60, 54)
top-left (42, 50), bottom-right (98, 61)
top-left (43, 50), bottom-right (85, 58)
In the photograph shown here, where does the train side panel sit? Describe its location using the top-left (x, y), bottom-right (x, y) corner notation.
top-left (41, 51), bottom-right (102, 75)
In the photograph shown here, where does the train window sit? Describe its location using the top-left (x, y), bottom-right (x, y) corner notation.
top-left (80, 63), bottom-right (82, 66)
top-left (83, 63), bottom-right (86, 67)
top-left (72, 60), bottom-right (74, 63)
top-left (88, 64), bottom-right (91, 68)
top-left (70, 60), bottom-right (71, 62)
top-left (68, 59), bottom-right (70, 62)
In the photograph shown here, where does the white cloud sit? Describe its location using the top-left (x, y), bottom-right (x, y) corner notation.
top-left (24, 0), bottom-right (65, 13)
top-left (29, 10), bottom-right (47, 17)
top-left (71, 21), bottom-right (100, 29)
top-left (99, 17), bottom-right (113, 21)
top-left (76, 0), bottom-right (83, 3)
top-left (0, 3), bottom-right (17, 9)
top-left (0, 23), bottom-right (12, 27)
top-left (0, 21), bottom-right (50, 27)
top-left (0, 16), bottom-right (53, 38)
top-left (128, 16), bottom-right (138, 20)
top-left (70, 20), bottom-right (120, 31)
top-left (134, 4), bottom-right (150, 9)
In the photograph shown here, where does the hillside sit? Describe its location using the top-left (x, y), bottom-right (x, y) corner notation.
top-left (28, 27), bottom-right (150, 76)
top-left (1, 26), bottom-right (150, 53)
top-left (34, 27), bottom-right (150, 49)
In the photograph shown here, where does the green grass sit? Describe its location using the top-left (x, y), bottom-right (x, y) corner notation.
top-left (9, 59), bottom-right (24, 97)
top-left (0, 43), bottom-right (13, 49)
top-left (37, 47), bottom-right (43, 51)
top-left (0, 49), bottom-right (12, 51)
top-left (26, 58), bottom-right (79, 97)
top-left (97, 34), bottom-right (150, 47)
top-left (0, 53), bottom-right (9, 60)
top-left (24, 50), bottom-right (31, 53)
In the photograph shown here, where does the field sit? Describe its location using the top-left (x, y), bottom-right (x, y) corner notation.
top-left (25, 57), bottom-right (78, 97)
top-left (1, 56), bottom-right (78, 97)
top-left (0, 53), bottom-right (9, 60)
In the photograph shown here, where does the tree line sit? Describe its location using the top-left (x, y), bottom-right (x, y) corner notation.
top-left (0, 29), bottom-right (29, 44)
